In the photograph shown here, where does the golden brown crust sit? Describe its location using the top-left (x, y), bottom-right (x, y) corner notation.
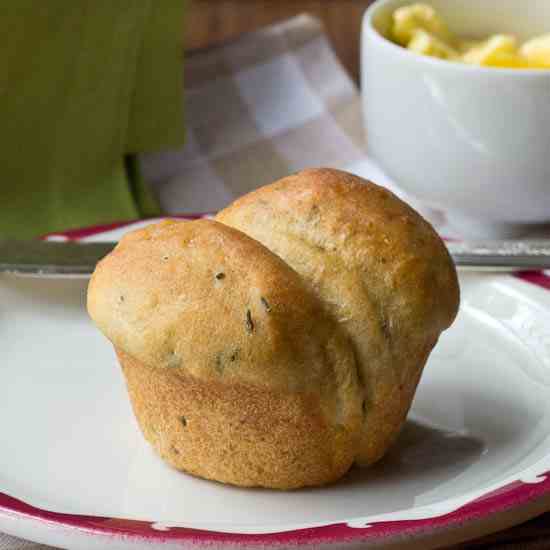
top-left (88, 218), bottom-right (363, 488)
top-left (118, 349), bottom-right (358, 489)
top-left (217, 168), bottom-right (459, 465)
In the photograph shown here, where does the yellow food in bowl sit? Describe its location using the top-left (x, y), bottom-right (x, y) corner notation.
top-left (390, 3), bottom-right (550, 68)
top-left (521, 35), bottom-right (550, 68)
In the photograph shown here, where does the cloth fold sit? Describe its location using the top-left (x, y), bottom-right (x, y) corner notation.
top-left (140, 14), bottom-right (450, 235)
top-left (0, 1), bottom-right (185, 239)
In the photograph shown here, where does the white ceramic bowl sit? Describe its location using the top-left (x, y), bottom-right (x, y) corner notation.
top-left (361, 0), bottom-right (550, 237)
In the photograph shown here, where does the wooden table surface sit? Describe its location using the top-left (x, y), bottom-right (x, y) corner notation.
top-left (185, 0), bottom-right (375, 82)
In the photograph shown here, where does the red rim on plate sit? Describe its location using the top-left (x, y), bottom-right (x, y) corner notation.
top-left (3, 214), bottom-right (549, 547)
top-left (1, 471), bottom-right (550, 546)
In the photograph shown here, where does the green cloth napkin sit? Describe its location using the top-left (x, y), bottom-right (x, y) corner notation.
top-left (1, 1), bottom-right (186, 239)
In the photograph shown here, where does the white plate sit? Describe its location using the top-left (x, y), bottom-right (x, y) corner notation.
top-left (2, 233), bottom-right (550, 548)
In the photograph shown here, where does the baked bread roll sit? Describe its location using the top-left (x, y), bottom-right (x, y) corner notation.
top-left (217, 168), bottom-right (459, 466)
top-left (87, 168), bottom-right (459, 489)
top-left (87, 219), bottom-right (363, 489)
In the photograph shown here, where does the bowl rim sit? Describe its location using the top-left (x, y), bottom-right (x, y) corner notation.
top-left (362, 0), bottom-right (550, 77)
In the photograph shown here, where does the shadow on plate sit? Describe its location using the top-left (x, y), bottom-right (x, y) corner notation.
top-left (310, 419), bottom-right (488, 514)
top-left (340, 420), bottom-right (485, 488)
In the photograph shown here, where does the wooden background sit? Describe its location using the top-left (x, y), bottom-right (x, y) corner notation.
top-left (185, 0), bottom-right (376, 82)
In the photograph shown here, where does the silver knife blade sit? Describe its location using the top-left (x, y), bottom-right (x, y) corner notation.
top-left (0, 239), bottom-right (116, 277)
top-left (446, 239), bottom-right (550, 272)
top-left (0, 238), bottom-right (550, 278)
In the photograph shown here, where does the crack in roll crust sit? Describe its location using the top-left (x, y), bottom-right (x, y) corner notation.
top-left (217, 168), bottom-right (459, 466)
